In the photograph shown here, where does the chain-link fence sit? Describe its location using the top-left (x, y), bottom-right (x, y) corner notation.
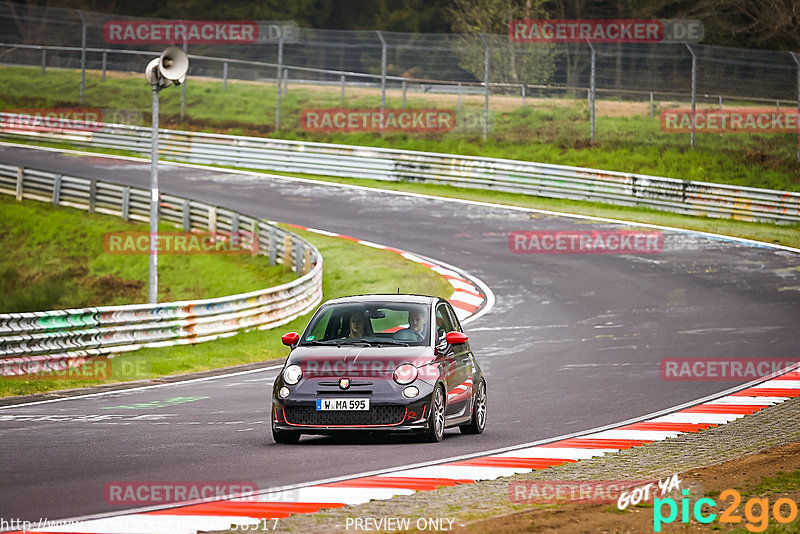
top-left (1, 4), bottom-right (798, 163)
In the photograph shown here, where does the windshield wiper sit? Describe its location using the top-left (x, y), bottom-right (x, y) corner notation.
top-left (337, 339), bottom-right (375, 346)
top-left (301, 340), bottom-right (344, 346)
top-left (374, 340), bottom-right (410, 347)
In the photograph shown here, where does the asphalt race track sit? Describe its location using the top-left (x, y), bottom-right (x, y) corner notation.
top-left (1, 144), bottom-right (798, 523)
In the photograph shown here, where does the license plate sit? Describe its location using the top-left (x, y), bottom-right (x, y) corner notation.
top-left (315, 398), bottom-right (370, 411)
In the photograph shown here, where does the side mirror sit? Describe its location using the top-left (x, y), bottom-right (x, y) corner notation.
top-left (281, 332), bottom-right (300, 347)
top-left (445, 331), bottom-right (468, 345)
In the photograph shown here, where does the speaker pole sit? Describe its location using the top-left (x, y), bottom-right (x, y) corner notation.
top-left (148, 81), bottom-right (160, 304)
top-left (145, 46), bottom-right (189, 304)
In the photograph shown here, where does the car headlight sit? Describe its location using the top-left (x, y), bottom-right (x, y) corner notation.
top-left (393, 363), bottom-right (418, 385)
top-left (283, 364), bottom-right (302, 385)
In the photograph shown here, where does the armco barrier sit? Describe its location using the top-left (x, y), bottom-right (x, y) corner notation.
top-left (0, 163), bottom-right (323, 375)
top-left (1, 115), bottom-right (799, 223)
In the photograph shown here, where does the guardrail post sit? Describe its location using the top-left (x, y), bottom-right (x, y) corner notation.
top-left (283, 234), bottom-right (292, 269)
top-left (88, 180), bottom-right (97, 214)
top-left (208, 206), bottom-right (217, 233)
top-left (78, 10), bottom-right (86, 104)
top-left (587, 40), bottom-right (596, 144)
top-left (16, 167), bottom-right (23, 201)
top-left (121, 186), bottom-right (130, 221)
top-left (102, 50), bottom-right (107, 81)
top-left (791, 52), bottom-right (800, 162)
top-left (268, 226), bottom-right (277, 266)
top-left (251, 219), bottom-right (259, 255)
top-left (377, 30), bottom-right (387, 132)
top-left (340, 74), bottom-right (346, 101)
top-left (294, 240), bottom-right (304, 273)
top-left (303, 246), bottom-right (312, 274)
top-left (52, 173), bottom-right (62, 205)
top-left (182, 199), bottom-right (191, 231)
top-left (223, 61), bottom-right (228, 90)
top-left (480, 34), bottom-right (489, 141)
top-left (275, 33), bottom-right (283, 131)
top-left (687, 44), bottom-right (697, 148)
top-left (231, 212), bottom-right (239, 236)
top-left (41, 49), bottom-right (46, 75)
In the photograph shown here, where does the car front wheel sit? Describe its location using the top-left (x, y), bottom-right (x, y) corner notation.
top-left (460, 379), bottom-right (486, 435)
top-left (272, 407), bottom-right (300, 444)
top-left (423, 385), bottom-right (445, 443)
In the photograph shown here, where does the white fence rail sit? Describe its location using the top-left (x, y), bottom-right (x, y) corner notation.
top-left (1, 117), bottom-right (798, 223)
top-left (0, 163), bottom-right (323, 375)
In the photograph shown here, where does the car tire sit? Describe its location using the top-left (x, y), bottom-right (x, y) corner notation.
top-left (272, 427), bottom-right (300, 444)
top-left (271, 407), bottom-right (300, 444)
top-left (460, 379), bottom-right (486, 435)
top-left (423, 385), bottom-right (446, 443)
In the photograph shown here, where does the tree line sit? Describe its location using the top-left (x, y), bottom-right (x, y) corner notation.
top-left (11, 0), bottom-right (800, 51)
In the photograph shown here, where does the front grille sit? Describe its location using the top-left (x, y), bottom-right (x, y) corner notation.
top-left (284, 405), bottom-right (406, 426)
top-left (315, 390), bottom-right (373, 395)
top-left (317, 381), bottom-right (373, 387)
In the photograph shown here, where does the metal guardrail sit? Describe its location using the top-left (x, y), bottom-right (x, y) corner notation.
top-left (0, 163), bottom-right (323, 375)
top-left (1, 116), bottom-right (798, 223)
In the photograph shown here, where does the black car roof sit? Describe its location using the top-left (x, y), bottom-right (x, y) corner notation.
top-left (322, 294), bottom-right (441, 306)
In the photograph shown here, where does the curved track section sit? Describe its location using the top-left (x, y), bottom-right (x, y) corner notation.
top-left (0, 144), bottom-right (798, 525)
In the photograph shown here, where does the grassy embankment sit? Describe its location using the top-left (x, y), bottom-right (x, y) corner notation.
top-left (0, 195), bottom-right (452, 397)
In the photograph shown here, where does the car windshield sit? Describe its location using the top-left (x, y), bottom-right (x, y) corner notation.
top-left (301, 301), bottom-right (431, 346)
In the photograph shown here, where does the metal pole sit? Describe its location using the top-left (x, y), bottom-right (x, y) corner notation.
top-left (718, 95), bottom-right (722, 113)
top-left (687, 44), bottom-right (697, 148)
top-left (101, 50), bottom-right (107, 81)
top-left (791, 52), bottom-right (800, 162)
top-left (78, 10), bottom-right (86, 104)
top-left (588, 41), bottom-right (596, 144)
top-left (650, 92), bottom-right (654, 118)
top-left (223, 61), bottom-right (228, 90)
top-left (402, 80), bottom-right (407, 108)
top-left (480, 34), bottom-right (489, 141)
top-left (180, 42), bottom-right (187, 122)
top-left (149, 84), bottom-right (160, 304)
top-left (275, 34), bottom-right (283, 131)
top-left (377, 30), bottom-right (386, 131)
top-left (457, 82), bottom-right (462, 110)
top-left (340, 74), bottom-right (345, 101)
top-left (41, 49), bottom-right (46, 75)
top-left (283, 67), bottom-right (288, 97)
top-left (521, 84), bottom-right (525, 108)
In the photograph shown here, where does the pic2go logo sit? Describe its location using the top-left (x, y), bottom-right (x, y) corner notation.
top-left (654, 489), bottom-right (798, 532)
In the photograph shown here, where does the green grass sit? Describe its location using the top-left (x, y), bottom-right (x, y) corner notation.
top-left (0, 65), bottom-right (797, 192)
top-left (746, 470), bottom-right (800, 496)
top-left (725, 471), bottom-right (800, 533)
top-left (0, 217), bottom-right (453, 397)
top-left (0, 195), bottom-right (295, 312)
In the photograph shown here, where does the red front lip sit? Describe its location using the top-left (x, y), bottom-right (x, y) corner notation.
top-left (281, 406), bottom-right (409, 428)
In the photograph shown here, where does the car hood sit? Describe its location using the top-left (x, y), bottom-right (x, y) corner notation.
top-left (286, 345), bottom-right (437, 379)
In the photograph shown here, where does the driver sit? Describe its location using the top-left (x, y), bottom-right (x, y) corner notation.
top-left (396, 308), bottom-right (427, 341)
